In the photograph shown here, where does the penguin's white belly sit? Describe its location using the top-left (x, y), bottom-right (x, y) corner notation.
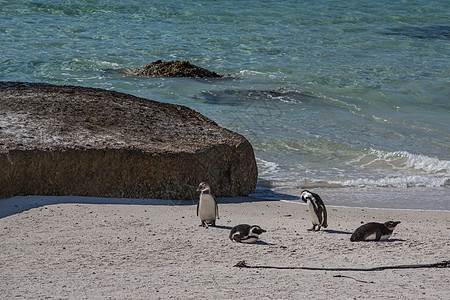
top-left (365, 233), bottom-right (392, 241)
top-left (240, 236), bottom-right (258, 244)
top-left (379, 233), bottom-right (392, 241)
top-left (365, 233), bottom-right (377, 241)
top-left (307, 201), bottom-right (320, 225)
top-left (199, 196), bottom-right (216, 221)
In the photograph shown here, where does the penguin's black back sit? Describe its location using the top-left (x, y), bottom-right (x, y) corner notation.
top-left (229, 224), bottom-right (251, 240)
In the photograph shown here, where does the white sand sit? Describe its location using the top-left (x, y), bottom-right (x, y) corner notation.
top-left (1, 195), bottom-right (449, 299)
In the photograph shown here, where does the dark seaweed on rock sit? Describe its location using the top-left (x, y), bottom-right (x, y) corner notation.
top-left (131, 60), bottom-right (223, 78)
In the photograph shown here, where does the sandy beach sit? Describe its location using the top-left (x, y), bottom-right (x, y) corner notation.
top-left (1, 195), bottom-right (449, 299)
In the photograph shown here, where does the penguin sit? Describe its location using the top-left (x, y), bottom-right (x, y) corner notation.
top-left (350, 221), bottom-right (401, 242)
top-left (196, 182), bottom-right (219, 227)
top-left (300, 190), bottom-right (328, 231)
top-left (229, 224), bottom-right (266, 244)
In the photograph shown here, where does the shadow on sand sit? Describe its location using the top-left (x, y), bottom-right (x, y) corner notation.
top-left (379, 238), bottom-right (407, 242)
top-left (255, 240), bottom-right (276, 246)
top-left (322, 229), bottom-right (353, 235)
top-left (0, 189), bottom-right (298, 219)
top-left (209, 225), bottom-right (234, 231)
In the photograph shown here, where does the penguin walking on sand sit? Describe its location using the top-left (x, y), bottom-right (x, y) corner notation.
top-left (300, 190), bottom-right (328, 231)
top-left (197, 182), bottom-right (219, 227)
top-left (229, 224), bottom-right (266, 244)
top-left (350, 221), bottom-right (401, 242)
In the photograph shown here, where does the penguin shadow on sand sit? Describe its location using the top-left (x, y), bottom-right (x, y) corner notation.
top-left (253, 240), bottom-right (276, 246)
top-left (322, 229), bottom-right (353, 235)
top-left (210, 225), bottom-right (233, 231)
top-left (382, 238), bottom-right (406, 242)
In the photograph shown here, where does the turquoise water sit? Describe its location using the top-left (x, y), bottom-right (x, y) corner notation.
top-left (1, 0), bottom-right (449, 209)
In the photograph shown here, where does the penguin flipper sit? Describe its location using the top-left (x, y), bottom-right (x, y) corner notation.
top-left (314, 194), bottom-right (327, 228)
top-left (214, 196), bottom-right (219, 219)
top-left (231, 233), bottom-right (241, 242)
top-left (321, 204), bottom-right (328, 228)
top-left (311, 192), bottom-right (323, 201)
top-left (375, 231), bottom-right (382, 241)
top-left (316, 205), bottom-right (323, 225)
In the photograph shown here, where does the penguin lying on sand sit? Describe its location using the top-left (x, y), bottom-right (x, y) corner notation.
top-left (300, 190), bottom-right (328, 231)
top-left (197, 182), bottom-right (219, 227)
top-left (229, 224), bottom-right (266, 244)
top-left (350, 221), bottom-right (401, 242)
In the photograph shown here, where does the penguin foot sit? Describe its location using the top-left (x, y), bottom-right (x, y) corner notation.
top-left (308, 225), bottom-right (321, 231)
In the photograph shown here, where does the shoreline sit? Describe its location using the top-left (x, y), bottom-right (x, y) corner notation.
top-left (1, 186), bottom-right (449, 220)
top-left (1, 196), bottom-right (449, 299)
top-left (282, 200), bottom-right (450, 213)
top-left (254, 186), bottom-right (450, 211)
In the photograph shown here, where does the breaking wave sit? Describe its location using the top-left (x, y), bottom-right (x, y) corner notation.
top-left (349, 149), bottom-right (450, 175)
top-left (256, 149), bottom-right (450, 189)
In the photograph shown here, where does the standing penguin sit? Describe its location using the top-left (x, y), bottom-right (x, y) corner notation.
top-left (300, 190), bottom-right (328, 231)
top-left (196, 182), bottom-right (219, 227)
top-left (229, 224), bottom-right (266, 244)
top-left (350, 221), bottom-right (401, 242)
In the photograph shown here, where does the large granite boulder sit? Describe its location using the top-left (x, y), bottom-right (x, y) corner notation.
top-left (131, 60), bottom-right (223, 78)
top-left (0, 82), bottom-right (257, 199)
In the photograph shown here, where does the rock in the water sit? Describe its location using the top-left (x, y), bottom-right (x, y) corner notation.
top-left (0, 82), bottom-right (257, 199)
top-left (131, 60), bottom-right (223, 78)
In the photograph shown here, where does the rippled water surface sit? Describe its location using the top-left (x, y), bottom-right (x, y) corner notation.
top-left (1, 0), bottom-right (449, 209)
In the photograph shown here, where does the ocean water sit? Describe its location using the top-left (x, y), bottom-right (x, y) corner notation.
top-left (1, 0), bottom-right (449, 210)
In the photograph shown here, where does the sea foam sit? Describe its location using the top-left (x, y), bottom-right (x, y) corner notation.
top-left (351, 149), bottom-right (450, 174)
